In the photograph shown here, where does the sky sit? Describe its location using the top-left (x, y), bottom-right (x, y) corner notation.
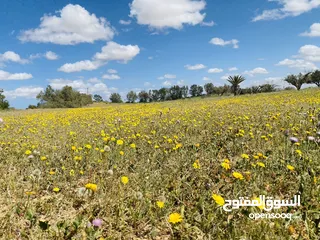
top-left (0, 0), bottom-right (319, 109)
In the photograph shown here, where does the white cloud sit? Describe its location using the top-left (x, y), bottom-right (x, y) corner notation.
top-left (0, 70), bottom-right (33, 80)
top-left (144, 82), bottom-right (151, 86)
top-left (208, 68), bottom-right (223, 73)
top-left (203, 77), bottom-right (211, 81)
top-left (58, 42), bottom-right (140, 73)
top-left (119, 19), bottom-right (132, 25)
top-left (229, 67), bottom-right (238, 71)
top-left (102, 74), bottom-right (121, 80)
top-left (58, 60), bottom-right (103, 73)
top-left (177, 80), bottom-right (185, 85)
top-left (276, 44), bottom-right (320, 70)
top-left (45, 51), bottom-right (59, 60)
top-left (108, 69), bottom-right (117, 74)
top-left (243, 67), bottom-right (269, 76)
top-left (277, 58), bottom-right (318, 70)
top-left (209, 38), bottom-right (239, 48)
top-left (253, 0), bottom-right (320, 21)
top-left (301, 23), bottom-right (320, 37)
top-left (298, 45), bottom-right (320, 62)
top-left (19, 4), bottom-right (115, 45)
top-left (93, 41), bottom-right (140, 63)
top-left (3, 86), bottom-right (43, 99)
top-left (200, 21), bottom-right (215, 27)
top-left (148, 56), bottom-right (154, 60)
top-left (164, 74), bottom-right (176, 79)
top-left (129, 0), bottom-right (206, 30)
top-left (0, 51), bottom-right (29, 64)
top-left (221, 74), bottom-right (229, 80)
top-left (185, 64), bottom-right (206, 70)
top-left (30, 51), bottom-right (59, 61)
top-left (48, 78), bottom-right (117, 98)
top-left (162, 80), bottom-right (172, 86)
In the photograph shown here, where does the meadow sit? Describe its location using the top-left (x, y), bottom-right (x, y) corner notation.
top-left (0, 89), bottom-right (319, 239)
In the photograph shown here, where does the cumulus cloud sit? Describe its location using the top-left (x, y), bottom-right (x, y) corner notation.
top-left (19, 4), bottom-right (115, 45)
top-left (48, 78), bottom-right (117, 98)
top-left (185, 64), bottom-right (206, 70)
top-left (158, 74), bottom-right (176, 80)
top-left (3, 86), bottom-right (44, 99)
top-left (162, 80), bottom-right (172, 86)
top-left (243, 67), bottom-right (269, 76)
top-left (208, 68), bottom-right (223, 73)
top-left (221, 74), bottom-right (229, 80)
top-left (209, 38), bottom-right (239, 48)
top-left (58, 42), bottom-right (140, 73)
top-left (301, 23), bottom-right (320, 37)
top-left (129, 0), bottom-right (206, 30)
top-left (229, 67), bottom-right (238, 71)
top-left (30, 51), bottom-right (59, 61)
top-left (253, 0), bottom-right (320, 21)
top-left (277, 58), bottom-right (317, 70)
top-left (298, 45), bottom-right (320, 62)
top-left (58, 60), bottom-right (103, 73)
top-left (119, 19), bottom-right (132, 25)
top-left (102, 74), bottom-right (121, 80)
top-left (45, 51), bottom-right (59, 60)
top-left (108, 69), bottom-right (117, 74)
top-left (0, 51), bottom-right (29, 64)
top-left (93, 41), bottom-right (140, 63)
top-left (0, 70), bottom-right (33, 80)
top-left (276, 44), bottom-right (320, 70)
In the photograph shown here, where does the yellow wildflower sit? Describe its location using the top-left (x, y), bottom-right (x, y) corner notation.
top-left (168, 213), bottom-right (183, 224)
top-left (212, 194), bottom-right (225, 206)
top-left (121, 176), bottom-right (129, 185)
top-left (156, 201), bottom-right (165, 208)
top-left (85, 183), bottom-right (97, 192)
top-left (193, 160), bottom-right (200, 169)
top-left (233, 172), bottom-right (244, 180)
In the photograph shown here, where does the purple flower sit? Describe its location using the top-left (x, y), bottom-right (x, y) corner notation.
top-left (307, 136), bottom-right (315, 141)
top-left (289, 137), bottom-right (298, 143)
top-left (92, 218), bottom-right (102, 227)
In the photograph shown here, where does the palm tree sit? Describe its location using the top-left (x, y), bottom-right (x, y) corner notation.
top-left (283, 72), bottom-right (311, 91)
top-left (227, 75), bottom-right (246, 96)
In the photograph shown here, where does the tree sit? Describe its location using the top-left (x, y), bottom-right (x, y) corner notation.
top-left (181, 86), bottom-right (189, 98)
top-left (227, 75), bottom-right (245, 96)
top-left (149, 90), bottom-right (160, 102)
top-left (204, 83), bottom-right (214, 95)
top-left (126, 91), bottom-right (138, 103)
top-left (189, 84), bottom-right (198, 97)
top-left (138, 91), bottom-right (149, 103)
top-left (169, 85), bottom-right (183, 100)
top-left (36, 85), bottom-right (92, 108)
top-left (93, 94), bottom-right (103, 102)
top-left (0, 89), bottom-right (9, 110)
top-left (260, 84), bottom-right (277, 93)
top-left (109, 93), bottom-right (123, 103)
top-left (310, 70), bottom-right (320, 87)
top-left (159, 88), bottom-right (168, 101)
top-left (283, 73), bottom-right (311, 91)
top-left (197, 85), bottom-right (204, 96)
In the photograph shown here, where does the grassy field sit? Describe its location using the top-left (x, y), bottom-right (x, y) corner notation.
top-left (0, 89), bottom-right (319, 239)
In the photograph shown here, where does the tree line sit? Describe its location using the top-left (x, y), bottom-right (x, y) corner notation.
top-left (1, 70), bottom-right (319, 110)
top-left (107, 70), bottom-right (319, 103)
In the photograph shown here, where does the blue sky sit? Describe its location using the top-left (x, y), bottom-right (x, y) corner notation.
top-left (1, 0), bottom-right (319, 109)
